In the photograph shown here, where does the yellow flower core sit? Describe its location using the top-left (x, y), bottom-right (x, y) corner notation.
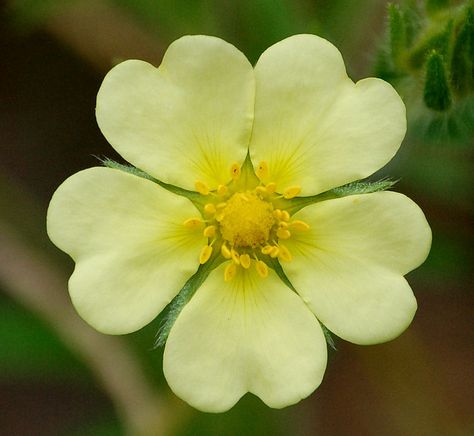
top-left (184, 162), bottom-right (309, 281)
top-left (219, 192), bottom-right (274, 248)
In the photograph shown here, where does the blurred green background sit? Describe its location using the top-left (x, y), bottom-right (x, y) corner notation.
top-left (1, 0), bottom-right (473, 435)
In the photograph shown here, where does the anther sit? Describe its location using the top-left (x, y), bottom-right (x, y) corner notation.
top-left (217, 184), bottom-right (228, 196)
top-left (279, 221), bottom-right (288, 228)
top-left (221, 243), bottom-right (232, 259)
top-left (270, 246), bottom-right (280, 258)
top-left (289, 220), bottom-right (310, 231)
top-left (224, 262), bottom-right (238, 282)
top-left (283, 186), bottom-right (301, 199)
top-left (265, 182), bottom-right (277, 193)
top-left (230, 163), bottom-right (241, 180)
top-left (199, 245), bottom-right (213, 264)
top-left (255, 260), bottom-right (269, 278)
top-left (281, 210), bottom-right (290, 222)
top-left (240, 254), bottom-right (251, 269)
top-left (277, 228), bottom-right (291, 240)
top-left (273, 209), bottom-right (282, 220)
top-left (203, 225), bottom-right (216, 238)
top-left (278, 244), bottom-right (292, 262)
top-left (195, 180), bottom-right (210, 195)
top-left (256, 161), bottom-right (269, 180)
top-left (261, 245), bottom-right (273, 255)
top-left (183, 218), bottom-right (204, 229)
top-left (216, 202), bottom-right (227, 209)
top-left (204, 203), bottom-right (216, 215)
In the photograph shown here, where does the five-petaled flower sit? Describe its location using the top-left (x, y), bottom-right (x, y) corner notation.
top-left (47, 34), bottom-right (431, 413)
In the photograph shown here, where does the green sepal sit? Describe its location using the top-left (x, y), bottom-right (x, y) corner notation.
top-left (321, 323), bottom-right (337, 351)
top-left (154, 251), bottom-right (225, 348)
top-left (424, 50), bottom-right (452, 111)
top-left (282, 179), bottom-right (398, 215)
top-left (99, 158), bottom-right (208, 212)
top-left (389, 3), bottom-right (406, 61)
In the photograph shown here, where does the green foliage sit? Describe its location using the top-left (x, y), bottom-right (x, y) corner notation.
top-left (424, 50), bottom-right (452, 110)
top-left (0, 296), bottom-right (86, 379)
top-left (375, 0), bottom-right (474, 144)
top-left (451, 6), bottom-right (474, 94)
top-left (426, 0), bottom-right (451, 14)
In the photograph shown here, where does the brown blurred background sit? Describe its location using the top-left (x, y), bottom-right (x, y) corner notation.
top-left (1, 0), bottom-right (473, 435)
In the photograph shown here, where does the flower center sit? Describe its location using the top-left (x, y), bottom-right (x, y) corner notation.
top-left (219, 192), bottom-right (274, 248)
top-left (183, 162), bottom-right (310, 282)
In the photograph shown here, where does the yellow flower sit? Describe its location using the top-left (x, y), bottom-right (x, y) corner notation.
top-left (47, 35), bottom-right (432, 412)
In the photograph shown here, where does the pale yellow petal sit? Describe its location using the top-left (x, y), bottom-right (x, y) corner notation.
top-left (96, 35), bottom-right (254, 190)
top-left (163, 263), bottom-right (327, 412)
top-left (250, 34), bottom-right (406, 195)
top-left (283, 192), bottom-right (431, 344)
top-left (47, 167), bottom-right (205, 334)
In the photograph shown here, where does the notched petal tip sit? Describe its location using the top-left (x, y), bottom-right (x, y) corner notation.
top-left (96, 35), bottom-right (255, 192)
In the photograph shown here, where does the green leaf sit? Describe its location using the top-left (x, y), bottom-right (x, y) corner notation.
top-left (284, 179), bottom-right (398, 215)
top-left (424, 50), bottom-right (452, 111)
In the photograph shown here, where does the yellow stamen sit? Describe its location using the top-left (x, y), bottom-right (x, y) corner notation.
top-left (265, 182), bottom-right (277, 193)
top-left (217, 184), bottom-right (228, 196)
top-left (289, 220), bottom-right (310, 231)
top-left (255, 260), bottom-right (268, 278)
top-left (216, 202), bottom-right (227, 209)
top-left (224, 262), bottom-right (237, 282)
top-left (283, 186), bottom-right (301, 199)
top-left (270, 246), bottom-right (280, 258)
top-left (273, 209), bottom-right (282, 220)
top-left (261, 245), bottom-right (273, 255)
top-left (183, 218), bottom-right (204, 229)
top-left (256, 186), bottom-right (267, 196)
top-left (278, 244), bottom-right (292, 262)
top-left (199, 245), bottom-right (213, 264)
top-left (195, 180), bottom-right (210, 195)
top-left (281, 210), bottom-right (290, 222)
top-left (256, 161), bottom-right (269, 180)
top-left (277, 228), bottom-right (291, 240)
top-left (221, 243), bottom-right (232, 259)
top-left (240, 253), bottom-right (251, 269)
top-left (230, 163), bottom-right (241, 180)
top-left (231, 249), bottom-right (240, 265)
top-left (204, 203), bottom-right (216, 215)
top-left (203, 225), bottom-right (216, 238)
top-left (279, 221), bottom-right (288, 228)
